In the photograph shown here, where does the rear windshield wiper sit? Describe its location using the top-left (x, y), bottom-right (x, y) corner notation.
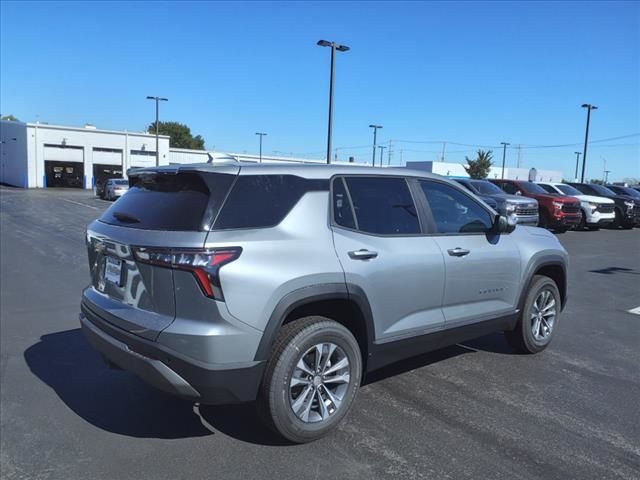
top-left (112, 211), bottom-right (141, 223)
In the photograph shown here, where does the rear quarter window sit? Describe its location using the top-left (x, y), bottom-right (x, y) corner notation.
top-left (213, 175), bottom-right (328, 230)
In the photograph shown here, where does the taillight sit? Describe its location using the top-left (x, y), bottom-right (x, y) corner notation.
top-left (132, 247), bottom-right (241, 300)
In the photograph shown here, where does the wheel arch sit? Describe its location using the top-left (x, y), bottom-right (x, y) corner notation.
top-left (254, 283), bottom-right (374, 371)
top-left (518, 258), bottom-right (567, 312)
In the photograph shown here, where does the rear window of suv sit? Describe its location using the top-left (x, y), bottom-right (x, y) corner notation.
top-left (99, 172), bottom-right (234, 231)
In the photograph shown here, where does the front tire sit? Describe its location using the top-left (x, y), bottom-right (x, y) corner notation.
top-left (259, 316), bottom-right (362, 443)
top-left (505, 275), bottom-right (561, 354)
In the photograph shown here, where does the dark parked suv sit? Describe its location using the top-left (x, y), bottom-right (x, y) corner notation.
top-left (81, 163), bottom-right (568, 442)
top-left (454, 178), bottom-right (539, 225)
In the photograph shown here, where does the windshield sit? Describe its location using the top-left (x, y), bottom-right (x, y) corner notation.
top-left (471, 180), bottom-right (504, 195)
top-left (519, 181), bottom-right (549, 194)
top-left (588, 184), bottom-right (616, 196)
top-left (609, 185), bottom-right (640, 198)
top-left (557, 184), bottom-right (582, 196)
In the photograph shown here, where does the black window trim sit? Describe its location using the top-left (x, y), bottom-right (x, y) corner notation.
top-left (415, 178), bottom-right (498, 237)
top-left (329, 174), bottom-right (426, 237)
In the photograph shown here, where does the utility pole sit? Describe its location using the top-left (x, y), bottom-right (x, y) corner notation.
top-left (255, 132), bottom-right (267, 163)
top-left (604, 170), bottom-right (611, 183)
top-left (580, 103), bottom-right (598, 183)
top-left (517, 144), bottom-right (522, 168)
top-left (500, 142), bottom-right (510, 179)
top-left (317, 40), bottom-right (350, 164)
top-left (387, 140), bottom-right (393, 166)
top-left (441, 141), bottom-right (447, 162)
top-left (369, 124), bottom-right (382, 166)
top-left (378, 145), bottom-right (386, 167)
top-left (146, 96), bottom-right (168, 166)
top-left (574, 151), bottom-right (582, 180)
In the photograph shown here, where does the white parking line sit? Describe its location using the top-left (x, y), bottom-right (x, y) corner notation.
top-left (628, 306), bottom-right (640, 315)
top-left (60, 198), bottom-right (100, 210)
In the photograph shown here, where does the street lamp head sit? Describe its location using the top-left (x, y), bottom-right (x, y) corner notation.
top-left (255, 132), bottom-right (267, 136)
top-left (581, 103), bottom-right (597, 109)
top-left (335, 44), bottom-right (350, 52)
top-left (501, 142), bottom-right (510, 146)
top-left (317, 40), bottom-right (332, 47)
top-left (369, 124), bottom-right (383, 129)
top-left (146, 96), bottom-right (155, 100)
top-left (159, 97), bottom-right (168, 102)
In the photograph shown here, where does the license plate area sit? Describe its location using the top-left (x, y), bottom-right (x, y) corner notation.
top-left (104, 256), bottom-right (123, 286)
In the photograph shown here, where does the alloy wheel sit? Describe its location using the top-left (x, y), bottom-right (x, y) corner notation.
top-left (531, 289), bottom-right (556, 341)
top-left (289, 342), bottom-right (351, 423)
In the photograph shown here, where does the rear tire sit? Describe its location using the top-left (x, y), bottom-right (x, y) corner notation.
top-left (259, 316), bottom-right (362, 443)
top-left (505, 275), bottom-right (561, 354)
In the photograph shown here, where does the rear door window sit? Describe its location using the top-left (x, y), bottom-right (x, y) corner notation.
top-left (99, 172), bottom-right (234, 231)
top-left (340, 177), bottom-right (421, 235)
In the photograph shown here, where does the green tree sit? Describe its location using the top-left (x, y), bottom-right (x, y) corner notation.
top-left (464, 149), bottom-right (493, 179)
top-left (589, 178), bottom-right (604, 185)
top-left (148, 121), bottom-right (205, 150)
top-left (1, 114), bottom-right (20, 121)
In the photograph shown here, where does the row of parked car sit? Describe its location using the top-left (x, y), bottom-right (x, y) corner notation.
top-left (452, 178), bottom-right (640, 231)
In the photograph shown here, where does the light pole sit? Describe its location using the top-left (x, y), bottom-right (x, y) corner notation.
top-left (317, 40), bottom-right (350, 164)
top-left (500, 142), bottom-right (510, 179)
top-left (378, 145), bottom-right (386, 167)
top-left (574, 151), bottom-right (582, 180)
top-left (255, 132), bottom-right (267, 163)
top-left (580, 103), bottom-right (598, 183)
top-left (604, 170), bottom-right (611, 184)
top-left (146, 96), bottom-right (168, 166)
top-left (369, 124), bottom-right (382, 166)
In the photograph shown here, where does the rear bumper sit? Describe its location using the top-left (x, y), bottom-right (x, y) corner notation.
top-left (80, 305), bottom-right (265, 404)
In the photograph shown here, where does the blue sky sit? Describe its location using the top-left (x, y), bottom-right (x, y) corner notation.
top-left (1, 0), bottom-right (639, 181)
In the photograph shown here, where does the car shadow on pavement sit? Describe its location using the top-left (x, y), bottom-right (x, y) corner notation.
top-left (25, 328), bottom-right (515, 446)
top-left (589, 267), bottom-right (639, 275)
top-left (24, 328), bottom-right (289, 445)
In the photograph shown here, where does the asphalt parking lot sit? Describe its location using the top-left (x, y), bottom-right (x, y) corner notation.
top-left (1, 186), bottom-right (639, 480)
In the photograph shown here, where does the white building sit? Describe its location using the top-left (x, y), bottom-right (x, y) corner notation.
top-left (0, 121), bottom-right (360, 189)
top-left (1, 119), bottom-right (563, 189)
top-left (406, 161), bottom-right (563, 183)
top-left (0, 120), bottom-right (170, 189)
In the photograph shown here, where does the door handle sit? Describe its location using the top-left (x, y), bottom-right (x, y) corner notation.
top-left (348, 249), bottom-right (378, 260)
top-left (447, 247), bottom-right (470, 257)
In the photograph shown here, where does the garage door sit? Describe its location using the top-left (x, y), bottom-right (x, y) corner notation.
top-left (129, 149), bottom-right (157, 168)
top-left (45, 161), bottom-right (84, 188)
top-left (43, 145), bottom-right (85, 188)
top-left (93, 147), bottom-right (122, 165)
top-left (93, 164), bottom-right (123, 193)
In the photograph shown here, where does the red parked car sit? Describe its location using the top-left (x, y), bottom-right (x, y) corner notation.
top-left (489, 179), bottom-right (582, 232)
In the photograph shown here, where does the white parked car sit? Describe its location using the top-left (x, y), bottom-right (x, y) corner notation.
top-left (537, 182), bottom-right (615, 229)
top-left (102, 179), bottom-right (129, 201)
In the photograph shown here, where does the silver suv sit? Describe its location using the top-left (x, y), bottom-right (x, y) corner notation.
top-left (80, 163), bottom-right (568, 443)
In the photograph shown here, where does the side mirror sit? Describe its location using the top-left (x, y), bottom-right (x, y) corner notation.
top-left (514, 190), bottom-right (522, 196)
top-left (494, 214), bottom-right (517, 234)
